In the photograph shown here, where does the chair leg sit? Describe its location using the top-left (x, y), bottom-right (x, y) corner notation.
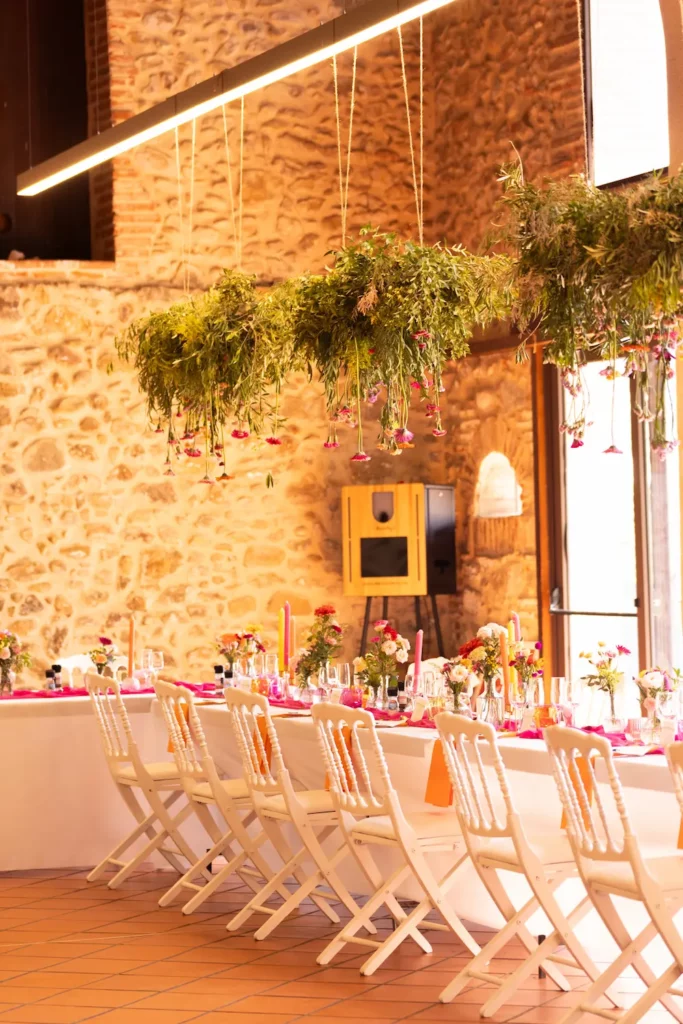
top-left (590, 890), bottom-right (683, 1023)
top-left (159, 825), bottom-right (245, 909)
top-left (258, 816), bottom-right (339, 921)
top-left (616, 964), bottom-right (682, 1024)
top-left (401, 844), bottom-right (479, 957)
top-left (87, 786), bottom-right (164, 882)
top-left (350, 840), bottom-right (429, 951)
top-left (107, 796), bottom-right (197, 889)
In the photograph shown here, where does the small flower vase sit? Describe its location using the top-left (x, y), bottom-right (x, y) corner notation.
top-left (602, 689), bottom-right (625, 734)
top-left (96, 664), bottom-right (104, 676)
top-left (0, 663), bottom-right (13, 696)
top-left (476, 676), bottom-right (504, 730)
top-left (375, 677), bottom-right (390, 712)
top-left (364, 684), bottom-right (379, 710)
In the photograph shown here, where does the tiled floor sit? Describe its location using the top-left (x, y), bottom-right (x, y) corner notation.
top-left (0, 868), bottom-right (673, 1024)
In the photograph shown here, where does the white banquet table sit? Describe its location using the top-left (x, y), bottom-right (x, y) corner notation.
top-left (2, 697), bottom-right (681, 936)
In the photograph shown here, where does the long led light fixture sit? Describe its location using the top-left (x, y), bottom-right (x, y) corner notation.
top-left (17, 0), bottom-right (455, 196)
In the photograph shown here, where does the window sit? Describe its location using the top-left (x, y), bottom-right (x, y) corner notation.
top-left (588, 0), bottom-right (669, 185)
top-left (474, 452), bottom-right (522, 519)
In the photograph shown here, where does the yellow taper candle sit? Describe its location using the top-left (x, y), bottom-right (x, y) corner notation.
top-left (507, 621), bottom-right (518, 701)
top-left (499, 629), bottom-right (510, 712)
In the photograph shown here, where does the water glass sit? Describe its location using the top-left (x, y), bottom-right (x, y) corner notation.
top-left (265, 653), bottom-right (279, 677)
top-left (142, 649), bottom-right (153, 670)
top-left (151, 651), bottom-right (164, 673)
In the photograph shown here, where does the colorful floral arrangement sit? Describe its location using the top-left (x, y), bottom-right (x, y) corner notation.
top-left (509, 641), bottom-right (544, 685)
top-left (501, 165), bottom-right (683, 457)
top-left (87, 636), bottom-right (118, 674)
top-left (294, 606), bottom-right (344, 684)
top-left (0, 630), bottom-right (31, 691)
top-left (459, 623), bottom-right (508, 694)
top-left (636, 667), bottom-right (682, 716)
top-left (580, 642), bottom-right (630, 718)
top-left (216, 626), bottom-right (267, 670)
top-left (353, 620), bottom-right (410, 693)
top-left (442, 657), bottom-right (477, 712)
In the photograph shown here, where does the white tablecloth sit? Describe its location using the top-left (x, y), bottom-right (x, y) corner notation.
top-left (1, 698), bottom-right (679, 935)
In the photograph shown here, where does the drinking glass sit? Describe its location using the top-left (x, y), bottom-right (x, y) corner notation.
top-left (336, 664), bottom-right (352, 688)
top-left (142, 649), bottom-right (153, 670)
top-left (656, 690), bottom-right (679, 741)
top-left (265, 653), bottom-right (279, 678)
top-left (551, 676), bottom-right (570, 724)
top-left (151, 651), bottom-right (164, 673)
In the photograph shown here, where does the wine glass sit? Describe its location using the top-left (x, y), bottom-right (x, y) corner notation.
top-left (265, 653), bottom-right (279, 678)
top-left (151, 651), bottom-right (164, 676)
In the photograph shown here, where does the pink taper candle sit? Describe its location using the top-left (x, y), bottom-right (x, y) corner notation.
top-left (413, 629), bottom-right (424, 694)
top-left (283, 602), bottom-right (291, 675)
top-left (127, 614), bottom-right (135, 679)
top-left (511, 612), bottom-right (521, 642)
top-left (499, 629), bottom-right (510, 711)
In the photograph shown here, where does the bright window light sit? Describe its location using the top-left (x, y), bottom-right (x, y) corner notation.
top-left (590, 0), bottom-right (669, 185)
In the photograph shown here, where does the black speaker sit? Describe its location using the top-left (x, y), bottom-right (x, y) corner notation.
top-left (425, 485), bottom-right (457, 595)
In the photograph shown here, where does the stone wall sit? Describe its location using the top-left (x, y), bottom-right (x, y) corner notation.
top-left (0, 280), bottom-right (535, 679)
top-left (0, 0), bottom-right (585, 680)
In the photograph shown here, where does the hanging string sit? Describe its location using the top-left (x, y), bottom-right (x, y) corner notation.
top-left (174, 127), bottom-right (187, 293)
top-left (397, 25), bottom-right (423, 244)
top-left (238, 96), bottom-right (245, 271)
top-left (574, 0), bottom-right (590, 180)
top-left (419, 16), bottom-right (424, 239)
top-left (186, 118), bottom-right (197, 293)
top-left (332, 48), bottom-right (358, 246)
top-left (221, 103), bottom-right (238, 264)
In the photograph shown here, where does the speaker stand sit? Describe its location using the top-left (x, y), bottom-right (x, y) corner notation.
top-left (359, 596), bottom-right (446, 658)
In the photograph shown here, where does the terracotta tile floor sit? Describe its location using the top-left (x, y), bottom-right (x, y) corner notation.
top-left (0, 869), bottom-right (674, 1024)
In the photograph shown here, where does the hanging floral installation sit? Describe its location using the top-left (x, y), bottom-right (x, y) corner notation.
top-left (117, 227), bottom-right (515, 477)
top-left (500, 165), bottom-right (683, 457)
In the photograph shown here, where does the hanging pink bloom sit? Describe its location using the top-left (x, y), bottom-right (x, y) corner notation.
top-left (366, 388), bottom-right (380, 404)
top-left (213, 443), bottom-right (223, 451)
top-left (351, 451), bottom-right (371, 462)
top-left (412, 330), bottom-right (431, 340)
top-left (570, 437), bottom-right (584, 449)
top-left (164, 467), bottom-right (175, 476)
top-left (154, 426), bottom-right (164, 434)
top-left (603, 444), bottom-right (622, 455)
top-left (323, 440), bottom-right (340, 449)
top-left (231, 429), bottom-right (249, 440)
top-left (184, 446), bottom-right (202, 457)
top-left (265, 437), bottom-right (282, 446)
top-left (432, 428), bottom-right (447, 437)
top-left (199, 476), bottom-right (214, 485)
top-left (394, 427), bottom-right (414, 444)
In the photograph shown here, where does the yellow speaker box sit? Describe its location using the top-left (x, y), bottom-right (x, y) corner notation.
top-left (341, 483), bottom-right (427, 597)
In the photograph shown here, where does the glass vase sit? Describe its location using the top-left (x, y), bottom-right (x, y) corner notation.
top-left (476, 676), bottom-right (504, 730)
top-left (0, 663), bottom-right (13, 696)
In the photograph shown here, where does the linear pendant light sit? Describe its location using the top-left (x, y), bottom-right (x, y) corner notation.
top-left (17, 0), bottom-right (456, 196)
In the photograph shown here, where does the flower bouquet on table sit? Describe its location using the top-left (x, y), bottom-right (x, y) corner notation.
top-left (0, 630), bottom-right (31, 695)
top-left (580, 642), bottom-right (630, 728)
top-left (636, 667), bottom-right (681, 723)
top-left (88, 636), bottom-right (118, 676)
top-left (459, 622), bottom-right (508, 727)
top-left (216, 626), bottom-right (266, 677)
top-left (294, 606), bottom-right (344, 694)
top-left (442, 656), bottom-right (478, 714)
top-left (353, 620), bottom-right (410, 709)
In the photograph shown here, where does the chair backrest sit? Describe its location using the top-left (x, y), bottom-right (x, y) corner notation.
top-left (85, 673), bottom-right (139, 772)
top-left (435, 712), bottom-right (517, 840)
top-left (62, 654), bottom-right (98, 687)
top-left (665, 741), bottom-right (683, 815)
top-left (311, 703), bottom-right (393, 817)
top-left (544, 725), bottom-right (633, 862)
top-left (154, 680), bottom-right (208, 786)
top-left (224, 688), bottom-right (283, 796)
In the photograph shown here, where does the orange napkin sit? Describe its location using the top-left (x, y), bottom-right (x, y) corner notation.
top-left (254, 715), bottom-right (272, 773)
top-left (560, 755), bottom-right (594, 830)
top-left (677, 818), bottom-right (683, 850)
top-left (424, 739), bottom-right (453, 807)
top-left (324, 725), bottom-right (353, 791)
top-left (167, 701), bottom-right (189, 753)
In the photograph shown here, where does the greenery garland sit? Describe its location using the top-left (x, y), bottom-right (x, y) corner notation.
top-left (117, 228), bottom-right (514, 476)
top-left (500, 165), bottom-right (683, 457)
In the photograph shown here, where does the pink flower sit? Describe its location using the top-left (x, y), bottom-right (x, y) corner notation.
top-left (394, 427), bottom-right (414, 444)
top-left (323, 440), bottom-right (340, 449)
top-left (570, 438), bottom-right (584, 449)
top-left (315, 605), bottom-right (336, 617)
top-left (351, 451), bottom-right (371, 462)
top-left (373, 620), bottom-right (389, 629)
top-left (184, 446), bottom-right (202, 457)
top-left (616, 645), bottom-right (631, 656)
top-left (412, 330), bottom-right (431, 339)
top-left (331, 624), bottom-right (343, 634)
top-left (604, 445), bottom-right (622, 455)
top-left (265, 437), bottom-right (282, 446)
top-left (432, 428), bottom-right (447, 437)
top-left (231, 429), bottom-right (249, 440)
top-left (99, 637), bottom-right (112, 646)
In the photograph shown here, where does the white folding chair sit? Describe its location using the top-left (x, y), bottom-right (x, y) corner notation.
top-left (313, 703), bottom-right (479, 975)
top-left (62, 654), bottom-right (98, 687)
top-left (224, 689), bottom-right (374, 941)
top-left (545, 725), bottom-right (683, 1024)
top-left (435, 713), bottom-right (617, 1016)
top-left (154, 680), bottom-right (288, 913)
top-left (85, 674), bottom-right (201, 888)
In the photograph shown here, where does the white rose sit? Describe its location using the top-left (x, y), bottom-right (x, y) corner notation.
top-left (643, 671), bottom-right (663, 689)
top-left (452, 665), bottom-right (469, 683)
top-left (477, 626), bottom-right (493, 639)
top-left (486, 622), bottom-right (508, 636)
top-left (382, 640), bottom-right (398, 656)
top-left (396, 649), bottom-right (408, 663)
